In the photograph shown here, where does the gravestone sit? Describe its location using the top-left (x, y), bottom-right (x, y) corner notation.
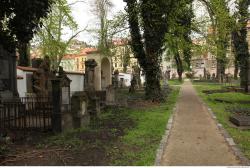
top-left (114, 70), bottom-right (119, 89)
top-left (71, 92), bottom-right (90, 128)
top-left (230, 115), bottom-right (250, 127)
top-left (85, 59), bottom-right (97, 91)
top-left (0, 45), bottom-right (18, 100)
top-left (84, 59), bottom-right (101, 122)
top-left (57, 66), bottom-right (73, 131)
top-left (129, 75), bottom-right (137, 93)
top-left (106, 85), bottom-right (115, 106)
top-left (32, 56), bottom-right (54, 96)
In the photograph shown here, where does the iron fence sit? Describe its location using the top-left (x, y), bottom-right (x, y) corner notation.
top-left (0, 97), bottom-right (53, 131)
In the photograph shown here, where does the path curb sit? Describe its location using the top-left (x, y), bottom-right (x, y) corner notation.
top-left (201, 100), bottom-right (250, 166)
top-left (154, 104), bottom-right (178, 166)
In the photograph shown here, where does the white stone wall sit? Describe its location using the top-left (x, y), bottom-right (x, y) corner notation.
top-left (16, 69), bottom-right (33, 97)
top-left (119, 73), bottom-right (132, 87)
top-left (17, 68), bottom-right (85, 97)
top-left (67, 73), bottom-right (85, 96)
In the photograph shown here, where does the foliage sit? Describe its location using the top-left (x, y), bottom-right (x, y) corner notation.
top-left (232, 0), bottom-right (250, 92)
top-left (92, 0), bottom-right (113, 54)
top-left (0, 0), bottom-right (54, 52)
top-left (124, 0), bottom-right (178, 101)
top-left (164, 0), bottom-right (194, 81)
top-left (199, 0), bottom-right (233, 82)
top-left (112, 88), bottom-right (180, 165)
top-left (34, 0), bottom-right (82, 71)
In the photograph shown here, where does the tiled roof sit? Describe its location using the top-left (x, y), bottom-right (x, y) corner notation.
top-left (63, 54), bottom-right (79, 60)
top-left (17, 66), bottom-right (84, 76)
top-left (62, 48), bottom-right (98, 59)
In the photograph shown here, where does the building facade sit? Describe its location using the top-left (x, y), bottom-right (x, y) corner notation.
top-left (111, 40), bottom-right (138, 74)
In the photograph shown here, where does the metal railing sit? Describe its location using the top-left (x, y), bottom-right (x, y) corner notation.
top-left (0, 97), bottom-right (53, 131)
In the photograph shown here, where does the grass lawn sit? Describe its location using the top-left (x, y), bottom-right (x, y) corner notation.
top-left (168, 79), bottom-right (183, 86)
top-left (193, 82), bottom-right (250, 160)
top-left (39, 87), bottom-right (180, 166)
top-left (112, 88), bottom-right (180, 165)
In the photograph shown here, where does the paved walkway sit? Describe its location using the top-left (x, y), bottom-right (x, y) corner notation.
top-left (160, 81), bottom-right (241, 166)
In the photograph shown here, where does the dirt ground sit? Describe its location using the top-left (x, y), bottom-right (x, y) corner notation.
top-left (0, 97), bottom-right (157, 166)
top-left (160, 81), bottom-right (241, 166)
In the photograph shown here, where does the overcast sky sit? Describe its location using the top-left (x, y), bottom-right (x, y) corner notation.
top-left (65, 0), bottom-right (126, 45)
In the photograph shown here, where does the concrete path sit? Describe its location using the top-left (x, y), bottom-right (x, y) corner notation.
top-left (160, 81), bottom-right (241, 166)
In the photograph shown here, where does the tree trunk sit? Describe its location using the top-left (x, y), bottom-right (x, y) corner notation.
top-left (232, 25), bottom-right (249, 92)
top-left (216, 54), bottom-right (226, 83)
top-left (174, 53), bottom-right (183, 82)
top-left (234, 59), bottom-right (239, 80)
top-left (144, 62), bottom-right (163, 101)
top-left (18, 42), bottom-right (30, 67)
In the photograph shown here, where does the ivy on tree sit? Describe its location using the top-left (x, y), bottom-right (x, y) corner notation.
top-left (124, 0), bottom-right (174, 101)
top-left (0, 0), bottom-right (54, 65)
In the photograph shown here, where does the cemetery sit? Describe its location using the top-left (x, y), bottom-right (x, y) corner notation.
top-left (0, 0), bottom-right (250, 166)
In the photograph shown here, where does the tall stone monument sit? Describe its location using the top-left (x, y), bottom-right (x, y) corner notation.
top-left (0, 45), bottom-right (18, 100)
top-left (85, 59), bottom-right (98, 92)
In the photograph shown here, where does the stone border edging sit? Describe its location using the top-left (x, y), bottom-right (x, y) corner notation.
top-left (154, 102), bottom-right (179, 166)
top-left (200, 99), bottom-right (250, 166)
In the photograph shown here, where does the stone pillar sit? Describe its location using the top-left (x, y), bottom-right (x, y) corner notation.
top-left (85, 59), bottom-right (97, 91)
top-left (51, 79), bottom-right (62, 133)
top-left (95, 66), bottom-right (101, 91)
top-left (58, 68), bottom-right (73, 132)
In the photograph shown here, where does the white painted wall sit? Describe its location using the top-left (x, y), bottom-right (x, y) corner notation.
top-left (67, 73), bottom-right (84, 96)
top-left (118, 73), bottom-right (145, 87)
top-left (17, 68), bottom-right (85, 97)
top-left (119, 73), bottom-right (132, 87)
top-left (16, 69), bottom-right (33, 97)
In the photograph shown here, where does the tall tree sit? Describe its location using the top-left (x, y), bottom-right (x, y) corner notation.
top-left (199, 0), bottom-right (232, 82)
top-left (34, 0), bottom-right (84, 71)
top-left (232, 0), bottom-right (249, 92)
top-left (165, 0), bottom-right (194, 81)
top-left (92, 0), bottom-right (113, 54)
top-left (0, 0), bottom-right (54, 55)
top-left (124, 0), bottom-right (173, 101)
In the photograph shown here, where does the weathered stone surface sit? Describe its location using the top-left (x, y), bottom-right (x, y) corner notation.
top-left (106, 86), bottom-right (115, 106)
top-left (85, 59), bottom-right (97, 91)
top-left (230, 115), bottom-right (250, 126)
top-left (71, 92), bottom-right (90, 129)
